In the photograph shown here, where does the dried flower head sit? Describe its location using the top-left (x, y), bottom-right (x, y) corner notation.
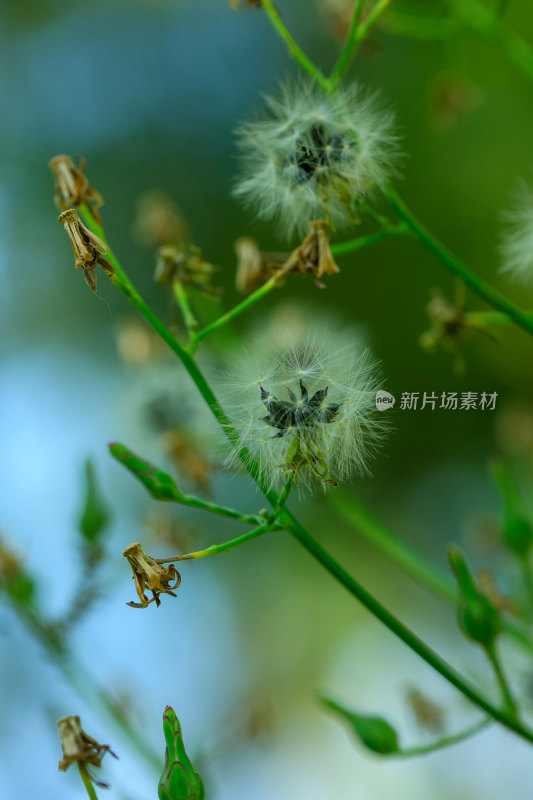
top-left (234, 80), bottom-right (399, 238)
top-left (222, 331), bottom-right (386, 492)
top-left (123, 542), bottom-right (181, 609)
top-left (154, 244), bottom-right (219, 295)
top-left (57, 715), bottom-right (117, 789)
top-left (58, 209), bottom-right (114, 291)
top-left (235, 236), bottom-right (277, 294)
top-left (500, 181), bottom-right (533, 285)
top-left (49, 154), bottom-right (104, 223)
top-left (134, 190), bottom-right (188, 248)
top-left (405, 688), bottom-right (445, 734)
top-left (419, 289), bottom-right (467, 354)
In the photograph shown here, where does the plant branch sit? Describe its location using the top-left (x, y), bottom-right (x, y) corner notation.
top-left (259, 0), bottom-right (331, 91)
top-left (329, 0), bottom-right (366, 87)
top-left (382, 183), bottom-right (533, 338)
top-left (76, 206), bottom-right (533, 746)
top-left (78, 766), bottom-right (99, 800)
top-left (155, 523), bottom-right (275, 562)
top-left (173, 280), bottom-right (198, 340)
top-left (397, 716), bottom-right (491, 758)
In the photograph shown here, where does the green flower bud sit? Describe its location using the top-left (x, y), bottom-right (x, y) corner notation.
top-left (448, 546), bottom-right (502, 649)
top-left (491, 461), bottom-right (533, 559)
top-left (322, 698), bottom-right (399, 755)
top-left (109, 443), bottom-right (179, 501)
top-left (78, 460), bottom-right (110, 563)
top-left (158, 707), bottom-right (205, 800)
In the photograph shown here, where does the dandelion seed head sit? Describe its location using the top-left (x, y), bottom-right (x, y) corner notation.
top-left (500, 181), bottom-right (533, 285)
top-left (234, 80), bottom-right (400, 238)
top-left (221, 328), bottom-right (387, 493)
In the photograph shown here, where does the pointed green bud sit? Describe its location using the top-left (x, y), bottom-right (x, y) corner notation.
top-left (158, 707), bottom-right (205, 800)
top-left (491, 461), bottom-right (533, 559)
top-left (322, 698), bottom-right (400, 755)
top-left (109, 443), bottom-right (179, 501)
top-left (448, 546), bottom-right (502, 649)
top-left (78, 459), bottom-right (110, 551)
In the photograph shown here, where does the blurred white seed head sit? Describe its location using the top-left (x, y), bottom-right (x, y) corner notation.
top-left (222, 330), bottom-right (387, 492)
top-left (234, 80), bottom-right (399, 238)
top-left (500, 181), bottom-right (533, 285)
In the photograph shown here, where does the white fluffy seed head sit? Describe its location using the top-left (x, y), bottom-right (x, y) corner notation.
top-left (233, 80), bottom-right (400, 239)
top-left (500, 181), bottom-right (533, 285)
top-left (221, 330), bottom-right (388, 493)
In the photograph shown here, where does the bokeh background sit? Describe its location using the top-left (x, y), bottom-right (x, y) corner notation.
top-left (2, 0), bottom-right (533, 797)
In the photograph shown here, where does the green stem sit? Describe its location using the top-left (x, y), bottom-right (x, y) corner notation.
top-left (170, 491), bottom-right (263, 526)
top-left (259, 0), bottom-right (331, 91)
top-left (156, 523), bottom-right (274, 562)
top-left (173, 280), bottom-right (198, 339)
top-left (191, 273), bottom-right (280, 348)
top-left (486, 644), bottom-right (519, 718)
top-left (331, 229), bottom-right (392, 256)
top-left (382, 183), bottom-right (533, 338)
top-left (284, 514), bottom-right (533, 743)
top-left (78, 765), bottom-right (99, 800)
top-left (76, 207), bottom-right (533, 746)
top-left (329, 0), bottom-right (366, 87)
top-left (397, 717), bottom-right (491, 758)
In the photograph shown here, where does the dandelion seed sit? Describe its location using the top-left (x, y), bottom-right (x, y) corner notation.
top-left (234, 80), bottom-right (399, 238)
top-left (221, 331), bottom-right (387, 492)
top-left (500, 181), bottom-right (533, 285)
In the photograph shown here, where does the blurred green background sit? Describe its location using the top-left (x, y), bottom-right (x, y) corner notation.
top-left (2, 0), bottom-right (533, 797)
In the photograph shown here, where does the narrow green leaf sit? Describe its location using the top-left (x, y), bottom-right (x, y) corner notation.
top-left (158, 706), bottom-right (205, 800)
top-left (109, 443), bottom-right (179, 501)
top-left (78, 459), bottom-right (110, 544)
top-left (322, 698), bottom-right (400, 755)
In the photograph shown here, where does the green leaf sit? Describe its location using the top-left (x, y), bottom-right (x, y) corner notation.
top-left (109, 443), bottom-right (179, 501)
top-left (158, 706), bottom-right (205, 800)
top-left (78, 459), bottom-right (110, 544)
top-left (322, 698), bottom-right (400, 755)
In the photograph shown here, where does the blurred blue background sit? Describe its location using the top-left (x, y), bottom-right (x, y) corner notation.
top-left (2, 0), bottom-right (533, 797)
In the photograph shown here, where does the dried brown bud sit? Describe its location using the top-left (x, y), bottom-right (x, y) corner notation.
top-left (235, 237), bottom-right (277, 294)
top-left (58, 208), bottom-right (114, 292)
top-left (123, 542), bottom-right (181, 609)
top-left (154, 244), bottom-right (219, 295)
top-left (405, 688), bottom-right (445, 734)
top-left (476, 569), bottom-right (518, 615)
top-left (163, 429), bottom-right (213, 495)
top-left (134, 190), bottom-right (188, 248)
top-left (419, 290), bottom-right (467, 353)
top-left (57, 715), bottom-right (117, 788)
top-left (282, 219), bottom-right (340, 287)
top-left (49, 155), bottom-right (104, 223)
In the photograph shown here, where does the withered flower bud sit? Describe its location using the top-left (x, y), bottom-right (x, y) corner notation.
top-left (419, 290), bottom-right (466, 353)
top-left (57, 715), bottom-right (117, 788)
top-left (134, 190), bottom-right (188, 248)
top-left (235, 236), bottom-right (277, 294)
top-left (283, 219), bottom-right (340, 287)
top-left (154, 244), bottom-right (219, 295)
top-left (49, 155), bottom-right (104, 223)
top-left (58, 209), bottom-right (114, 292)
top-left (406, 688), bottom-right (445, 734)
top-left (123, 542), bottom-right (181, 609)
top-left (163, 429), bottom-right (213, 495)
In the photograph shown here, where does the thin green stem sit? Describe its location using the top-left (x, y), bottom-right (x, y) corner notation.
top-left (331, 229), bottom-right (393, 256)
top-left (283, 514), bottom-right (533, 744)
top-left (75, 206), bottom-right (533, 746)
top-left (191, 274), bottom-right (280, 348)
top-left (78, 766), bottom-right (99, 800)
top-left (155, 523), bottom-right (274, 562)
top-left (382, 183), bottom-right (533, 338)
top-left (259, 0), bottom-right (331, 91)
top-left (170, 491), bottom-right (263, 526)
top-left (486, 644), bottom-right (519, 718)
top-left (330, 0), bottom-right (393, 88)
top-left (397, 716), bottom-right (491, 758)
top-left (329, 0), bottom-right (366, 87)
top-left (173, 280), bottom-right (198, 339)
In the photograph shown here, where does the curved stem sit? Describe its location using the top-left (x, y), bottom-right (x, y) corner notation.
top-left (259, 0), bottom-right (331, 91)
top-left (382, 183), bottom-right (533, 338)
top-left (173, 280), bottom-right (198, 340)
top-left (76, 207), bottom-right (533, 746)
top-left (331, 229), bottom-right (394, 256)
top-left (486, 644), bottom-right (519, 718)
top-left (156, 523), bottom-right (275, 562)
top-left (329, 0), bottom-right (366, 87)
top-left (397, 716), bottom-right (491, 758)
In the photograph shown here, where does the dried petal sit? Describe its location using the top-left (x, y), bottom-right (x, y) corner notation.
top-left (123, 542), bottom-right (181, 609)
